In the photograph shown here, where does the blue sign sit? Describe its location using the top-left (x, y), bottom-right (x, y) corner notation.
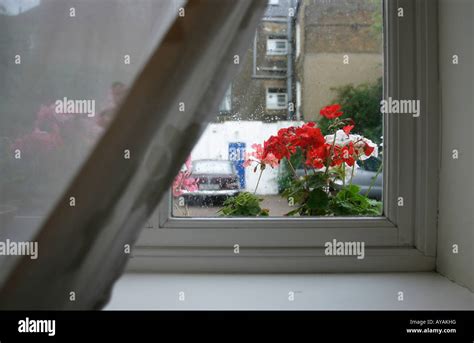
top-left (228, 142), bottom-right (246, 189)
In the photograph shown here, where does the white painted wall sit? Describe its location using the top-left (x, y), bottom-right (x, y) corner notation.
top-left (437, 0), bottom-right (474, 291)
top-left (190, 121), bottom-right (303, 194)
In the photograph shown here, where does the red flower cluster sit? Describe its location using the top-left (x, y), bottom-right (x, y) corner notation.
top-left (305, 144), bottom-right (330, 169)
top-left (320, 104), bottom-right (343, 119)
top-left (332, 142), bottom-right (356, 167)
top-left (257, 104), bottom-right (376, 171)
top-left (263, 122), bottom-right (330, 169)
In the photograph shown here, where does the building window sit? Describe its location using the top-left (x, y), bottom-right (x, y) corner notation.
top-left (296, 23), bottom-right (301, 58)
top-left (266, 87), bottom-right (287, 110)
top-left (266, 38), bottom-right (288, 56)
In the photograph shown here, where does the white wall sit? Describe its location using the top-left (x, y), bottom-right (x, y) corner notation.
top-left (437, 0), bottom-right (474, 291)
top-left (190, 121), bottom-right (303, 194)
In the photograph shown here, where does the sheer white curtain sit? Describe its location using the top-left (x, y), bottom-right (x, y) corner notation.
top-left (0, 0), bottom-right (266, 309)
top-left (0, 0), bottom-right (182, 273)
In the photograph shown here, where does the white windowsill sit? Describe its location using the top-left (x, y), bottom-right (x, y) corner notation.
top-left (105, 272), bottom-right (473, 310)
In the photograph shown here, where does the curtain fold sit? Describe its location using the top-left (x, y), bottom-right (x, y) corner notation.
top-left (0, 0), bottom-right (266, 310)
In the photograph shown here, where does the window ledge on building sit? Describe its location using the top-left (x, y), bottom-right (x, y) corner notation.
top-left (105, 272), bottom-right (473, 310)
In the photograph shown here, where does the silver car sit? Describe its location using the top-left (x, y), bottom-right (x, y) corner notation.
top-left (183, 159), bottom-right (240, 204)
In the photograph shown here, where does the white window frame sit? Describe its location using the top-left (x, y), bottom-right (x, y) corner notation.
top-left (131, 0), bottom-right (440, 273)
top-left (266, 38), bottom-right (288, 56)
top-left (265, 87), bottom-right (288, 109)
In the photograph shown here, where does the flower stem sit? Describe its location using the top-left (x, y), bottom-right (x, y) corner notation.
top-left (365, 162), bottom-right (383, 197)
top-left (349, 163), bottom-right (356, 186)
top-left (254, 168), bottom-right (264, 194)
top-left (287, 159), bottom-right (297, 178)
top-left (324, 131), bottom-right (338, 176)
top-left (342, 163), bottom-right (346, 187)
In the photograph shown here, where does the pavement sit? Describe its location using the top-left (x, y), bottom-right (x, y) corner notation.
top-left (173, 194), bottom-right (292, 217)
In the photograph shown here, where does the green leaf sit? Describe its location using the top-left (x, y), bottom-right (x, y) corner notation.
top-left (218, 192), bottom-right (269, 217)
top-left (306, 188), bottom-right (329, 210)
top-left (346, 184), bottom-right (361, 195)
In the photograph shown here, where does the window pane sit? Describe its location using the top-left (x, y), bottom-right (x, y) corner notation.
top-left (172, 0), bottom-right (384, 218)
top-left (0, 0), bottom-right (180, 248)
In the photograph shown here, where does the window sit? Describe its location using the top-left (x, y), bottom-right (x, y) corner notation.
top-left (266, 38), bottom-right (288, 55)
top-left (131, 0), bottom-right (440, 273)
top-left (170, 0), bottom-right (384, 219)
top-left (266, 87), bottom-right (287, 109)
top-left (0, 0), bottom-right (441, 284)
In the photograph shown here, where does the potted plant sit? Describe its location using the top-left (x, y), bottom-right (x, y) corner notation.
top-left (222, 104), bottom-right (381, 217)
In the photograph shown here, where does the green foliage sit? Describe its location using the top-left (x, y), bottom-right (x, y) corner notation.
top-left (277, 161), bottom-right (292, 194)
top-left (277, 148), bottom-right (304, 193)
top-left (329, 184), bottom-right (382, 216)
top-left (318, 78), bottom-right (383, 145)
top-left (369, 0), bottom-right (383, 38)
top-left (218, 192), bottom-right (269, 217)
top-left (282, 176), bottom-right (381, 217)
top-left (282, 173), bottom-right (332, 216)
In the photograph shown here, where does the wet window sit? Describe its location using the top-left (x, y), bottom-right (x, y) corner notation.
top-left (0, 0), bottom-right (181, 243)
top-left (172, 0), bottom-right (384, 218)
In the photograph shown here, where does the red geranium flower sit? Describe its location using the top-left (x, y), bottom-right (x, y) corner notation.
top-left (305, 143), bottom-right (331, 169)
top-left (340, 142), bottom-right (356, 166)
top-left (342, 124), bottom-right (354, 135)
top-left (327, 142), bottom-right (356, 167)
top-left (320, 104), bottom-right (343, 120)
top-left (292, 122), bottom-right (325, 150)
top-left (363, 142), bottom-right (375, 157)
top-left (263, 135), bottom-right (290, 161)
top-left (244, 143), bottom-right (279, 168)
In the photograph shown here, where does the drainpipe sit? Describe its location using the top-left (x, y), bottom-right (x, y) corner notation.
top-left (287, 0), bottom-right (294, 120)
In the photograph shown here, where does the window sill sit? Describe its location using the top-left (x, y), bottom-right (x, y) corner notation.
top-left (105, 272), bottom-right (473, 310)
top-left (126, 246), bottom-right (434, 273)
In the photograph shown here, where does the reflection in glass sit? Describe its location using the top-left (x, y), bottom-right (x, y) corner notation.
top-left (0, 0), bottom-right (180, 272)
